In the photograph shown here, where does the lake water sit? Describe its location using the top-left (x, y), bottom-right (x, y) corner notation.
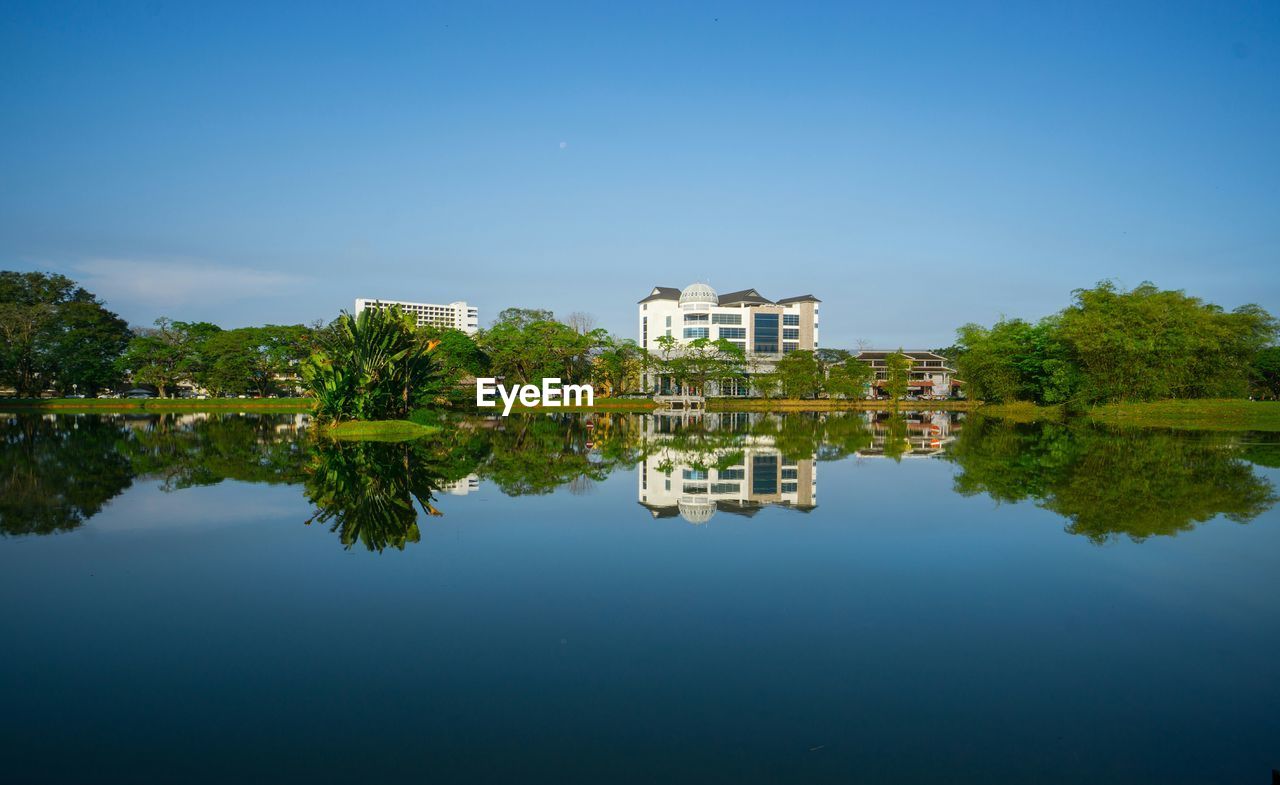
top-left (2, 410), bottom-right (1278, 784)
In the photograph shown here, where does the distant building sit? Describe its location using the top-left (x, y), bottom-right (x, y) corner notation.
top-left (354, 298), bottom-right (479, 335)
top-left (638, 283), bottom-right (820, 396)
top-left (855, 350), bottom-right (961, 398)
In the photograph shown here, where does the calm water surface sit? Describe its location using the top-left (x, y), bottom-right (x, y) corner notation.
top-left (1, 411), bottom-right (1277, 784)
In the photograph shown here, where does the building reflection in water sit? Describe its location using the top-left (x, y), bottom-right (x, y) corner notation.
top-left (635, 410), bottom-right (967, 523)
top-left (637, 412), bottom-right (818, 524)
top-left (859, 410), bottom-right (962, 459)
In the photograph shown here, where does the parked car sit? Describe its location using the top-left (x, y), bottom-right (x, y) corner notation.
top-left (124, 388), bottom-right (156, 399)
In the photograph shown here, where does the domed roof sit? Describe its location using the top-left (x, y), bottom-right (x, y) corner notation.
top-left (678, 499), bottom-right (716, 525)
top-left (679, 282), bottom-right (718, 306)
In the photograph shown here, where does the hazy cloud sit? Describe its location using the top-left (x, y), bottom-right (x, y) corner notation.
top-left (72, 258), bottom-right (306, 319)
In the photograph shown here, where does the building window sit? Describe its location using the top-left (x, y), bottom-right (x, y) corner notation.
top-left (752, 455), bottom-right (778, 495)
top-left (753, 313), bottom-right (779, 354)
top-left (783, 342), bottom-right (799, 353)
top-left (710, 483), bottom-right (741, 494)
top-left (781, 482), bottom-right (798, 494)
top-left (783, 314), bottom-right (800, 326)
top-left (682, 483), bottom-right (708, 494)
top-left (682, 469), bottom-right (708, 480)
top-left (684, 313), bottom-right (708, 322)
top-left (684, 327), bottom-right (710, 339)
top-left (718, 327), bottom-right (745, 340)
top-left (729, 341), bottom-right (746, 352)
top-left (712, 313), bottom-right (742, 325)
top-left (642, 317), bottom-right (647, 345)
top-left (719, 468), bottom-right (745, 480)
top-left (781, 468), bottom-right (799, 480)
top-left (782, 328), bottom-right (800, 340)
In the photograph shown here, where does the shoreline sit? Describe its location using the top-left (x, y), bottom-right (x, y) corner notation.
top-left (1, 397), bottom-right (315, 413)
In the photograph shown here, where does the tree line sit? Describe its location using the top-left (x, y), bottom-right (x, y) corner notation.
top-left (8, 270), bottom-right (1277, 406)
top-left (0, 270), bottom-right (921, 405)
top-left (0, 271), bottom-right (321, 397)
top-left (952, 281), bottom-right (1279, 405)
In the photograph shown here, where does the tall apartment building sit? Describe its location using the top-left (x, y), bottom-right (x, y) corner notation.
top-left (354, 298), bottom-right (479, 335)
top-left (638, 283), bottom-right (820, 395)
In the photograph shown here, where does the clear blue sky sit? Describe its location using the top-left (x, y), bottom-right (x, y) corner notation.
top-left (2, 1), bottom-right (1278, 348)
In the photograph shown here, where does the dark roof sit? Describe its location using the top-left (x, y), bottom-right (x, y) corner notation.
top-left (718, 288), bottom-right (774, 306)
top-left (638, 501), bottom-right (681, 518)
top-left (638, 286), bottom-right (681, 304)
top-left (640, 286), bottom-right (819, 307)
top-left (857, 350), bottom-right (949, 361)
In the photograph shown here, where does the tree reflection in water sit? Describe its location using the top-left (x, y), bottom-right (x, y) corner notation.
top-left (947, 416), bottom-right (1279, 543)
top-left (303, 439), bottom-right (445, 552)
top-left (2, 411), bottom-right (1276, 547)
top-left (0, 414), bottom-right (134, 536)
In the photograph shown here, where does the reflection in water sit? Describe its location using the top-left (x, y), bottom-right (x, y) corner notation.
top-left (947, 416), bottom-right (1279, 543)
top-left (0, 414), bottom-right (134, 536)
top-left (636, 412), bottom-right (833, 523)
top-left (303, 439), bottom-right (443, 552)
top-left (1, 410), bottom-right (1276, 546)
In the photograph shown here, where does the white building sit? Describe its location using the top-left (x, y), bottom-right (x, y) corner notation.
top-left (354, 298), bottom-right (479, 335)
top-left (638, 283), bottom-right (820, 396)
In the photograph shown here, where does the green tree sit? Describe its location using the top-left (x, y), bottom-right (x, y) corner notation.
top-left (954, 318), bottom-right (1079, 404)
top-left (118, 318), bottom-right (223, 397)
top-left (753, 371), bottom-right (782, 400)
top-left (1253, 346), bottom-right (1280, 400)
top-left (302, 306), bottom-right (440, 421)
top-left (0, 271), bottom-right (131, 395)
top-left (824, 357), bottom-right (873, 399)
top-left (775, 349), bottom-right (823, 398)
top-left (593, 336), bottom-right (645, 396)
top-left (202, 325), bottom-right (313, 396)
top-left (884, 349), bottom-right (912, 403)
top-left (479, 311), bottom-right (599, 386)
top-left (1057, 281), bottom-right (1276, 403)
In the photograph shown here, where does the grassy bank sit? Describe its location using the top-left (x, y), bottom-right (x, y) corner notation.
top-left (708, 398), bottom-right (981, 412)
top-left (1085, 399), bottom-right (1280, 431)
top-left (1, 397), bottom-right (314, 413)
top-left (975, 401), bottom-right (1066, 423)
top-left (321, 419), bottom-right (439, 441)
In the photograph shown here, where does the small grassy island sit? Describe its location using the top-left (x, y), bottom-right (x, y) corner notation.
top-left (301, 306), bottom-right (445, 441)
top-left (322, 419), bottom-right (439, 441)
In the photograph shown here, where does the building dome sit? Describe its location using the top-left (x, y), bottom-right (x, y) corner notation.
top-left (678, 282), bottom-right (718, 307)
top-left (678, 499), bottom-right (716, 525)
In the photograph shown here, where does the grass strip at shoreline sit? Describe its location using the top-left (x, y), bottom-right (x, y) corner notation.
top-left (975, 399), bottom-right (1280, 431)
top-left (1085, 399), bottom-right (1280, 431)
top-left (322, 419), bottom-right (439, 441)
top-left (1, 397), bottom-right (314, 413)
top-left (975, 401), bottom-right (1066, 423)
